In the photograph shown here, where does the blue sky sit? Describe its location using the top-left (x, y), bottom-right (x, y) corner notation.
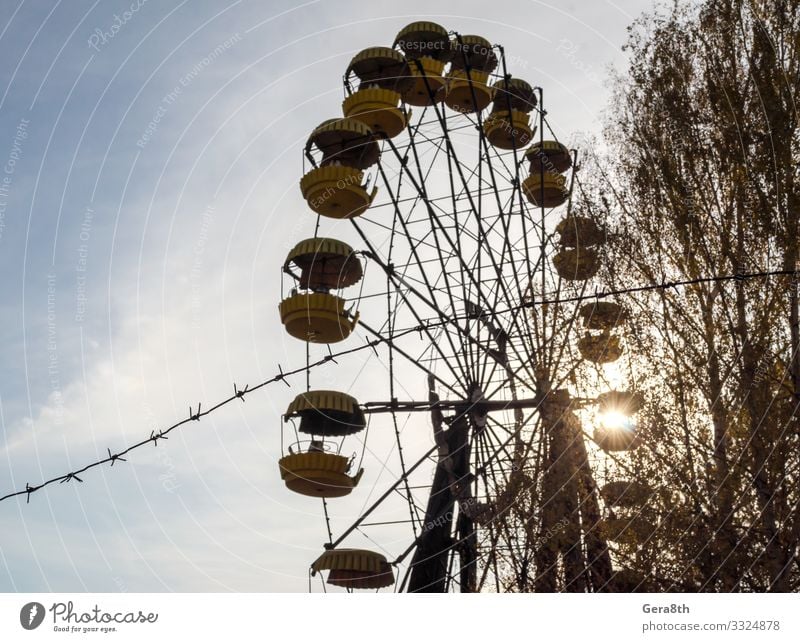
top-left (0, 0), bottom-right (653, 592)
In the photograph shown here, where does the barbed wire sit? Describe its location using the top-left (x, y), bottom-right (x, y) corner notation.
top-left (0, 329), bottom-right (409, 504)
top-left (1, 266), bottom-right (796, 505)
top-left (532, 267), bottom-right (800, 305)
top-left (389, 267), bottom-right (800, 332)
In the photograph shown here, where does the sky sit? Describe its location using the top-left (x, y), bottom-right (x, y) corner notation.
top-left (0, 0), bottom-right (657, 592)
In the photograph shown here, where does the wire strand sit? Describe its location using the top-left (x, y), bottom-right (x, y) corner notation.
top-left (1, 267), bottom-right (795, 504)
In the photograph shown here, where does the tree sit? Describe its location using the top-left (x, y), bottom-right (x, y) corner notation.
top-left (574, 0), bottom-right (800, 590)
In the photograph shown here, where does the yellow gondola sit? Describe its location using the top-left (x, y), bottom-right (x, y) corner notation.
top-left (346, 46), bottom-right (411, 93)
top-left (311, 548), bottom-right (394, 589)
top-left (285, 390), bottom-right (366, 436)
top-left (284, 237), bottom-right (363, 291)
top-left (552, 247), bottom-right (600, 281)
top-left (525, 140), bottom-right (572, 174)
top-left (491, 77), bottom-right (537, 113)
top-left (594, 425), bottom-right (640, 452)
top-left (597, 516), bottom-right (655, 546)
top-left (594, 407), bottom-right (640, 450)
top-left (403, 56), bottom-right (447, 106)
top-left (445, 35), bottom-right (496, 113)
top-left (343, 87), bottom-right (409, 138)
top-left (278, 451), bottom-right (363, 498)
top-left (394, 22), bottom-right (450, 106)
top-left (301, 118), bottom-right (380, 218)
top-left (305, 117), bottom-right (379, 168)
top-left (343, 48), bottom-right (411, 138)
top-left (279, 292), bottom-right (359, 343)
top-left (556, 216), bottom-right (604, 247)
top-left (483, 109), bottom-right (532, 150)
top-left (444, 68), bottom-right (495, 113)
top-left (578, 330), bottom-right (623, 363)
top-left (600, 480), bottom-right (653, 507)
top-left (522, 171), bottom-right (569, 207)
top-left (579, 301), bottom-right (626, 331)
top-left (300, 165), bottom-right (377, 219)
top-left (597, 389), bottom-right (644, 415)
top-left (449, 34), bottom-right (497, 73)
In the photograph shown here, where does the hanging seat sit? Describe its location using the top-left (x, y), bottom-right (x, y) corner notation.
top-left (597, 389), bottom-right (644, 415)
top-left (483, 109), bottom-right (532, 150)
top-left (444, 68), bottom-right (495, 113)
top-left (556, 216), bottom-right (604, 247)
top-left (394, 22), bottom-right (450, 106)
top-left (285, 390), bottom-right (366, 436)
top-left (284, 237), bottom-right (363, 291)
top-left (301, 118), bottom-right (380, 218)
top-left (279, 292), bottom-right (358, 343)
top-left (278, 451), bottom-right (363, 498)
top-left (300, 165), bottom-right (377, 219)
top-left (343, 87), bottom-right (409, 138)
top-left (343, 48), bottom-right (411, 138)
top-left (311, 548), bottom-right (394, 589)
top-left (525, 140), bottom-right (572, 173)
top-left (578, 330), bottom-right (623, 363)
top-left (599, 480), bottom-right (653, 508)
top-left (491, 77), bottom-right (537, 113)
top-left (593, 423), bottom-right (640, 452)
top-left (552, 247), bottom-right (600, 280)
top-left (522, 171), bottom-right (569, 207)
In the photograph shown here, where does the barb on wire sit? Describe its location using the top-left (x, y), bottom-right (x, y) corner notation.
top-left (276, 364), bottom-right (291, 387)
top-left (324, 345), bottom-right (338, 364)
top-left (107, 448), bottom-right (126, 467)
top-left (366, 338), bottom-right (380, 357)
top-left (234, 383), bottom-right (248, 401)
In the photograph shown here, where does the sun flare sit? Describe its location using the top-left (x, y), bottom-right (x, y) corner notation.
top-left (599, 410), bottom-right (636, 431)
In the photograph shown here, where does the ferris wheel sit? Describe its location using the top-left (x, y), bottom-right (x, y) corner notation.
top-left (276, 21), bottom-right (644, 593)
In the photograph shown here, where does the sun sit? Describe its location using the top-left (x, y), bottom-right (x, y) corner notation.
top-left (600, 410), bottom-right (637, 432)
